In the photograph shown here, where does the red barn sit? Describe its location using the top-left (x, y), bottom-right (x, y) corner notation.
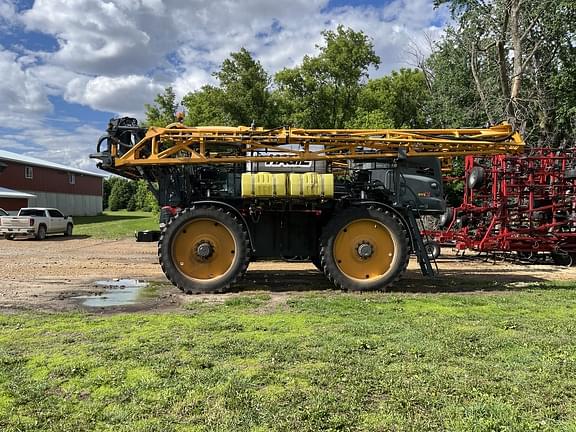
top-left (0, 150), bottom-right (105, 216)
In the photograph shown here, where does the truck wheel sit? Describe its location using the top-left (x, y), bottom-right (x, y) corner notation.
top-left (36, 225), bottom-right (47, 241)
top-left (158, 206), bottom-right (250, 294)
top-left (5, 234), bottom-right (14, 241)
top-left (320, 207), bottom-right (409, 291)
top-left (64, 223), bottom-right (73, 237)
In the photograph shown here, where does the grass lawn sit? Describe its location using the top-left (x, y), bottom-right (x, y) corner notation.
top-left (73, 211), bottom-right (158, 238)
top-left (1, 287), bottom-right (576, 431)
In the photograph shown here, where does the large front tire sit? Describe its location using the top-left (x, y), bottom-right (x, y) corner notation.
top-left (320, 207), bottom-right (409, 291)
top-left (158, 206), bottom-right (250, 293)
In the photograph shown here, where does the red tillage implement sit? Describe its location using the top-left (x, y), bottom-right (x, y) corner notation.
top-left (426, 148), bottom-right (576, 264)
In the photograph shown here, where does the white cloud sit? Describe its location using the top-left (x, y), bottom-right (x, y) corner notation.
top-left (172, 66), bottom-right (215, 101)
top-left (0, 48), bottom-right (52, 125)
top-left (64, 75), bottom-right (164, 117)
top-left (21, 0), bottom-right (174, 76)
top-left (0, 122), bottom-right (105, 173)
top-left (0, 0), bottom-right (449, 170)
top-left (0, 0), bottom-right (15, 25)
top-left (14, 0), bottom-right (449, 111)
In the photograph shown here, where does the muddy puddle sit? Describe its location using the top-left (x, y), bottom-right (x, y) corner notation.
top-left (73, 279), bottom-right (151, 308)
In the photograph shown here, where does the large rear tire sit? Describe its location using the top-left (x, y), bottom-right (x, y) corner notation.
top-left (320, 207), bottom-right (409, 291)
top-left (158, 206), bottom-right (250, 293)
top-left (35, 225), bottom-right (47, 241)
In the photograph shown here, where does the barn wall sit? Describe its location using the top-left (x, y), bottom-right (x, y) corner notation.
top-left (0, 161), bottom-right (102, 196)
top-left (0, 198), bottom-right (28, 212)
top-left (25, 192), bottom-right (102, 216)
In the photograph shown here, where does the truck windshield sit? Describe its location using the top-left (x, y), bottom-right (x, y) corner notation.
top-left (19, 209), bottom-right (45, 217)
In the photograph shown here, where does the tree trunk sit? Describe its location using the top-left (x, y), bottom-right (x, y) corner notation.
top-left (470, 46), bottom-right (495, 124)
top-left (509, 0), bottom-right (523, 128)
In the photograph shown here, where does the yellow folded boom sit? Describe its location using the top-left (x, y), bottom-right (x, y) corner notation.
top-left (110, 123), bottom-right (524, 168)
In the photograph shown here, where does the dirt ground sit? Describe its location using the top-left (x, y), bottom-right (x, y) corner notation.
top-left (1, 236), bottom-right (575, 313)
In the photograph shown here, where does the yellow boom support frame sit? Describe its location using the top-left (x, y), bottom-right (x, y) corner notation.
top-left (111, 123), bottom-right (524, 168)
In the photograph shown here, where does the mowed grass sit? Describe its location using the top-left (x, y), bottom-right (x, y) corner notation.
top-left (73, 210), bottom-right (158, 238)
top-left (1, 287), bottom-right (576, 431)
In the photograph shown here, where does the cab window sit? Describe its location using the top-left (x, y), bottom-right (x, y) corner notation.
top-left (48, 210), bottom-right (64, 218)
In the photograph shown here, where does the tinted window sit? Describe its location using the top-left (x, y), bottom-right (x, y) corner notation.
top-left (19, 209), bottom-right (46, 217)
top-left (0, 209), bottom-right (8, 216)
top-left (48, 210), bottom-right (64, 218)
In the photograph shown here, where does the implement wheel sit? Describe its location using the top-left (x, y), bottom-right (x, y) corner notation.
top-left (320, 207), bottom-right (409, 291)
top-left (158, 206), bottom-right (250, 293)
top-left (424, 240), bottom-right (441, 260)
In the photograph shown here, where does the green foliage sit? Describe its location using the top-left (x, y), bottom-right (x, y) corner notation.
top-left (144, 87), bottom-right (178, 127)
top-left (423, 28), bottom-right (487, 128)
top-left (181, 48), bottom-right (274, 127)
top-left (105, 179), bottom-right (157, 212)
top-left (107, 179), bottom-right (135, 211)
top-left (345, 109), bottom-right (394, 129)
top-left (351, 68), bottom-right (429, 128)
top-left (2, 288), bottom-right (576, 430)
top-left (102, 176), bottom-right (120, 211)
top-left (182, 85), bottom-right (233, 126)
top-left (275, 25), bottom-right (380, 128)
top-left (428, 0), bottom-right (576, 143)
top-left (134, 181), bottom-right (158, 212)
top-left (73, 211), bottom-right (158, 238)
top-left (215, 48), bottom-right (275, 126)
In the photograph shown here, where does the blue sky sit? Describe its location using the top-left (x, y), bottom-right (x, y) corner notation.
top-left (0, 0), bottom-right (448, 173)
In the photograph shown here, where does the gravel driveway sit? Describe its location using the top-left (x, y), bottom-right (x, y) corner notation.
top-left (1, 236), bottom-right (574, 312)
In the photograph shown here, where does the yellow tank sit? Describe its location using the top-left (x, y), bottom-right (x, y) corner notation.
top-left (288, 173), bottom-right (334, 198)
top-left (241, 172), bottom-right (287, 197)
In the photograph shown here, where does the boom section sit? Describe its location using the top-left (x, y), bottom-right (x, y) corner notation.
top-left (95, 121), bottom-right (524, 170)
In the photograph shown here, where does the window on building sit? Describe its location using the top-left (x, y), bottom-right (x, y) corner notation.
top-left (25, 166), bottom-right (33, 179)
top-left (69, 173), bottom-right (76, 185)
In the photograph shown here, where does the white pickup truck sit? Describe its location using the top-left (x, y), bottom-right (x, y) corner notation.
top-left (0, 208), bottom-right (74, 240)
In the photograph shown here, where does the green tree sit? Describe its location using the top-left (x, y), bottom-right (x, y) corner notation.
top-left (134, 180), bottom-right (158, 212)
top-left (182, 85), bottom-right (233, 126)
top-left (181, 49), bottom-right (274, 127)
top-left (275, 26), bottom-right (380, 128)
top-left (429, 0), bottom-right (576, 143)
top-left (107, 179), bottom-right (136, 211)
top-left (102, 176), bottom-right (120, 210)
top-left (423, 29), bottom-right (487, 128)
top-left (145, 86), bottom-right (178, 127)
top-left (350, 68), bottom-right (429, 128)
top-left (214, 47), bottom-right (274, 126)
top-left (345, 110), bottom-right (394, 129)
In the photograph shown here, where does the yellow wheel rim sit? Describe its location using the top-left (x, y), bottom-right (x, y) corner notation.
top-left (172, 218), bottom-right (237, 281)
top-left (333, 219), bottom-right (395, 281)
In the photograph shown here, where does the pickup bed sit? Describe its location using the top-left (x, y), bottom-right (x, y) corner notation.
top-left (0, 208), bottom-right (74, 240)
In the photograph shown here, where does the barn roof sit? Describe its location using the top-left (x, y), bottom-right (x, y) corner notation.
top-left (0, 187), bottom-right (36, 199)
top-left (0, 150), bottom-right (106, 178)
